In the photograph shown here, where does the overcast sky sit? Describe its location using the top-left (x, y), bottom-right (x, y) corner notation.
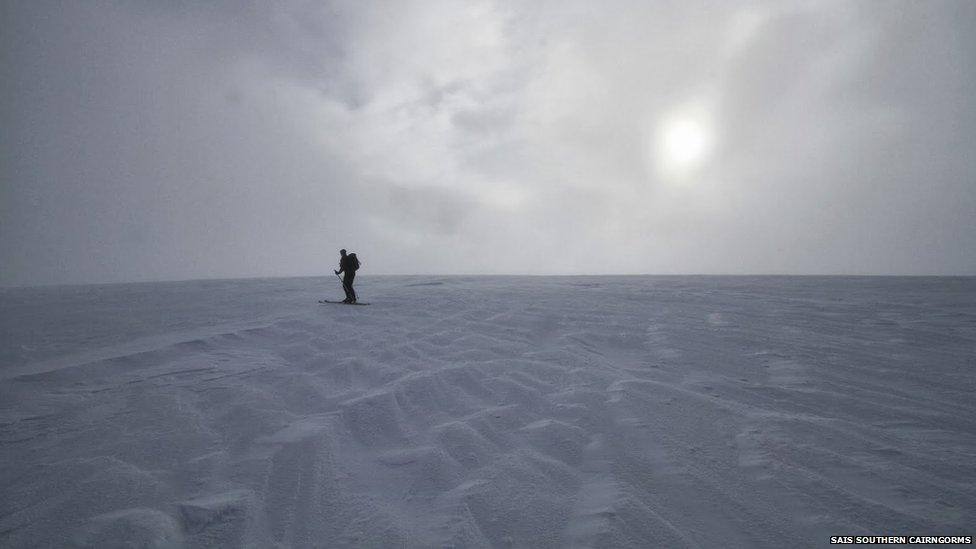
top-left (2, 1), bottom-right (974, 285)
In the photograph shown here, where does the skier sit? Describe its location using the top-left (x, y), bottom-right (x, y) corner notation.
top-left (335, 249), bottom-right (360, 303)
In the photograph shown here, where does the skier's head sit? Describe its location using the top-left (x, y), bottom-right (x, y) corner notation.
top-left (339, 249), bottom-right (347, 256)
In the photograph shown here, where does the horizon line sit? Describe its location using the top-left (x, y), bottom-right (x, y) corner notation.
top-left (4, 272), bottom-right (975, 290)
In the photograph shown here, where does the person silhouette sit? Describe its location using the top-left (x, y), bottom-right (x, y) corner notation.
top-left (334, 249), bottom-right (360, 303)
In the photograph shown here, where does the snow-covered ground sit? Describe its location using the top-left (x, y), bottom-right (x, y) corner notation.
top-left (1, 276), bottom-right (974, 547)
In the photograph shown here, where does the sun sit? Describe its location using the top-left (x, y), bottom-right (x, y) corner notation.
top-left (663, 120), bottom-right (708, 167)
top-left (653, 110), bottom-right (714, 181)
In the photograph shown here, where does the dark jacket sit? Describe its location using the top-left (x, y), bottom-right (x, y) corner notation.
top-left (338, 254), bottom-right (358, 274)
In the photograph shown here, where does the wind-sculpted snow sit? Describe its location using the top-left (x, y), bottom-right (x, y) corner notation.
top-left (1, 276), bottom-right (974, 547)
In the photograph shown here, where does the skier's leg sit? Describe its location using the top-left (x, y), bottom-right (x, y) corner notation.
top-left (346, 272), bottom-right (357, 303)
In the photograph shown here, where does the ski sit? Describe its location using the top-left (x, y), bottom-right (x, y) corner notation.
top-left (318, 300), bottom-right (370, 306)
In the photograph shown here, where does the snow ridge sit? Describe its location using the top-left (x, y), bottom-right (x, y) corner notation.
top-left (1, 276), bottom-right (974, 547)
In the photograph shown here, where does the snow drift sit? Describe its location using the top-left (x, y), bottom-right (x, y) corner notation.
top-left (1, 276), bottom-right (974, 547)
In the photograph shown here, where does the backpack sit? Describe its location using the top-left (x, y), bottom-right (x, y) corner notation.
top-left (348, 253), bottom-right (360, 271)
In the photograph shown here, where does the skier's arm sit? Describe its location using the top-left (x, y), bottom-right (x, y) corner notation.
top-left (334, 260), bottom-right (344, 275)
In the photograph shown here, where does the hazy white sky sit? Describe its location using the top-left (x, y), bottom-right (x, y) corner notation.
top-left (2, 1), bottom-right (974, 285)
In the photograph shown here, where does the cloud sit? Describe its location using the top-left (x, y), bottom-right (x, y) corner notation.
top-left (2, 0), bottom-right (974, 284)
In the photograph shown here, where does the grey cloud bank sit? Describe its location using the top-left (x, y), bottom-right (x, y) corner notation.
top-left (2, 1), bottom-right (974, 285)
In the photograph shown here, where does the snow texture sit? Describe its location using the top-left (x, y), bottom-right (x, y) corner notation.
top-left (1, 276), bottom-right (974, 547)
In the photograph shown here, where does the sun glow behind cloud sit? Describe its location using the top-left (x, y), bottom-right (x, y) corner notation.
top-left (653, 105), bottom-right (715, 183)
